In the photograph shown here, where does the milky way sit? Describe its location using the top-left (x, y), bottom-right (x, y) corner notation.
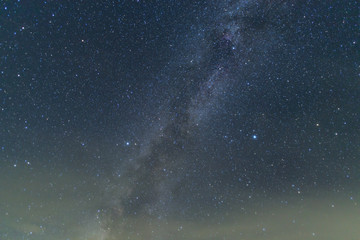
top-left (1, 0), bottom-right (359, 239)
top-left (102, 0), bottom-right (343, 220)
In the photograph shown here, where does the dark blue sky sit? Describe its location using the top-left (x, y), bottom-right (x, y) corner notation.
top-left (1, 0), bottom-right (359, 216)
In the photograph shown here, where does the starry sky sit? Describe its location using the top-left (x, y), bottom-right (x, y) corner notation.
top-left (1, 0), bottom-right (360, 235)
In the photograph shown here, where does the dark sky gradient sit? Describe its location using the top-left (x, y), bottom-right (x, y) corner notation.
top-left (1, 0), bottom-right (359, 221)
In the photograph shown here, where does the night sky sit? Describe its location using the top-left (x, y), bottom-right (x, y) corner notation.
top-left (1, 0), bottom-right (360, 239)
